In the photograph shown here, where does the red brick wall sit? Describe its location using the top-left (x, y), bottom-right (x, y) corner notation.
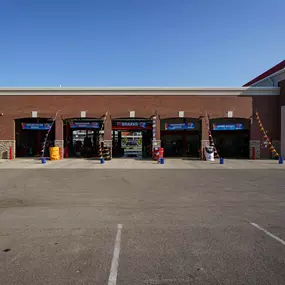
top-left (251, 95), bottom-right (280, 158)
top-left (251, 95), bottom-right (280, 140)
top-left (0, 95), bottom-right (253, 140)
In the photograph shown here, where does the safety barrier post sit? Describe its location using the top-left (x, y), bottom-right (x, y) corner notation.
top-left (256, 112), bottom-right (279, 159)
top-left (157, 147), bottom-right (164, 164)
top-left (64, 146), bottom-right (69, 158)
top-left (9, 146), bottom-right (13, 160)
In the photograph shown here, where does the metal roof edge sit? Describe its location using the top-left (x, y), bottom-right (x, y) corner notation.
top-left (0, 86), bottom-right (280, 90)
top-left (0, 86), bottom-right (280, 96)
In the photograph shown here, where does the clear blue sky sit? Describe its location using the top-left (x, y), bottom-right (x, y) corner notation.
top-left (0, 0), bottom-right (284, 87)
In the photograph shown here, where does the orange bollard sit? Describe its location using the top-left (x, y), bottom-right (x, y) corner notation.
top-left (59, 148), bottom-right (63, 159)
top-left (64, 146), bottom-right (68, 158)
top-left (9, 146), bottom-right (13, 160)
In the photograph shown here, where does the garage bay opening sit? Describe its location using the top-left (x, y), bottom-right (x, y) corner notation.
top-left (112, 119), bottom-right (152, 159)
top-left (64, 118), bottom-right (103, 158)
top-left (15, 118), bottom-right (55, 158)
top-left (160, 118), bottom-right (201, 158)
top-left (210, 118), bottom-right (250, 158)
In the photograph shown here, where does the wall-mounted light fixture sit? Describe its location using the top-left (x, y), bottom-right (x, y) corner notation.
top-left (227, 111), bottom-right (233, 118)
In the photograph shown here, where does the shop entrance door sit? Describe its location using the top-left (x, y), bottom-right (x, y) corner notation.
top-left (161, 132), bottom-right (200, 157)
top-left (185, 133), bottom-right (201, 158)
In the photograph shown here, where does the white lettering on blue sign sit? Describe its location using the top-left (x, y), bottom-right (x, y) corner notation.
top-left (117, 122), bottom-right (148, 128)
top-left (121, 122), bottom-right (139, 127)
top-left (212, 123), bottom-right (244, 131)
top-left (165, 122), bottom-right (195, 131)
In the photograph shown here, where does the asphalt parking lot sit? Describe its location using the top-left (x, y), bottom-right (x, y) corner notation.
top-left (0, 169), bottom-right (285, 285)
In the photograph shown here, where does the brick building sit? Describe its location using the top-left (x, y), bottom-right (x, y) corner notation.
top-left (0, 86), bottom-right (280, 159)
top-left (244, 60), bottom-right (285, 158)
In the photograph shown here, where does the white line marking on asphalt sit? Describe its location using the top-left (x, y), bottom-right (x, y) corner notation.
top-left (7, 249), bottom-right (27, 267)
top-left (250, 222), bottom-right (285, 246)
top-left (108, 224), bottom-right (123, 285)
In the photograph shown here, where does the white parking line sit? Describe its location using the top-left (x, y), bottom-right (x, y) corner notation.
top-left (250, 222), bottom-right (285, 246)
top-left (7, 250), bottom-right (26, 267)
top-left (108, 224), bottom-right (123, 285)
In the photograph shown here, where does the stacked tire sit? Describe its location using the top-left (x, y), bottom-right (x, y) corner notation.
top-left (103, 147), bottom-right (111, 161)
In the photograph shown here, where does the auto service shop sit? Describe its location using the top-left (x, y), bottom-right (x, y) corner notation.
top-left (0, 86), bottom-right (282, 160)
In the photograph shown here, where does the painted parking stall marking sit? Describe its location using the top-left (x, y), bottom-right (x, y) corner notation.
top-left (108, 224), bottom-right (123, 285)
top-left (250, 222), bottom-right (285, 246)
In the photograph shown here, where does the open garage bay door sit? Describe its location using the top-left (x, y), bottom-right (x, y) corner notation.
top-left (112, 118), bottom-right (152, 159)
top-left (160, 118), bottom-right (201, 158)
top-left (15, 118), bottom-right (55, 157)
top-left (210, 118), bottom-right (250, 159)
top-left (64, 118), bottom-right (103, 158)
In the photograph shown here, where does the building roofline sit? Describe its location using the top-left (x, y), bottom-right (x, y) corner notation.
top-left (0, 86), bottom-right (280, 96)
top-left (0, 86), bottom-right (280, 90)
top-left (243, 60), bottom-right (285, 86)
top-left (249, 68), bottom-right (285, 87)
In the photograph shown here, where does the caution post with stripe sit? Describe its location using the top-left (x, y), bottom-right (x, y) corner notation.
top-left (98, 111), bottom-right (109, 163)
top-left (41, 110), bottom-right (60, 159)
top-left (204, 112), bottom-right (220, 159)
top-left (255, 111), bottom-right (279, 159)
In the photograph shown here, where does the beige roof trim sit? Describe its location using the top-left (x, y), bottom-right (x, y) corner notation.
top-left (0, 87), bottom-right (280, 96)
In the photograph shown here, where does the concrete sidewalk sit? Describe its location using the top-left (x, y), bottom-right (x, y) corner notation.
top-left (0, 158), bottom-right (284, 169)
